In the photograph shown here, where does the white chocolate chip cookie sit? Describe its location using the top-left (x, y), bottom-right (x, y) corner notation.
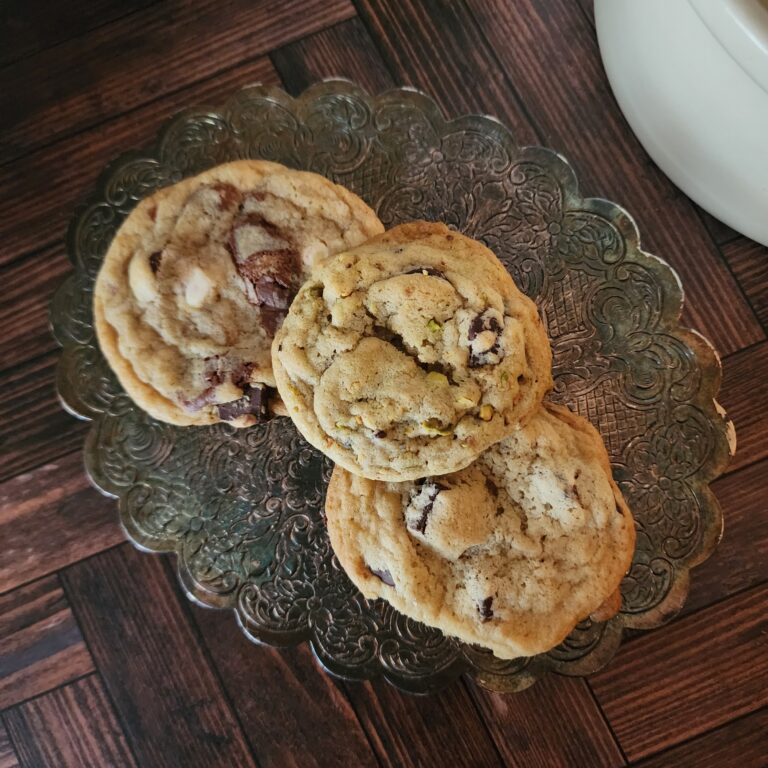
top-left (325, 403), bottom-right (636, 659)
top-left (94, 160), bottom-right (383, 427)
top-left (272, 221), bottom-right (552, 479)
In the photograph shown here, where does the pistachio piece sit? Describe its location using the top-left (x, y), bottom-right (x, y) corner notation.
top-left (427, 318), bottom-right (442, 332)
top-left (479, 404), bottom-right (494, 421)
top-left (456, 395), bottom-right (476, 408)
top-left (426, 371), bottom-right (449, 386)
top-left (421, 418), bottom-right (453, 436)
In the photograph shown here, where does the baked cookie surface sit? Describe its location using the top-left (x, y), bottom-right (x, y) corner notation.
top-left (272, 221), bottom-right (552, 479)
top-left (325, 403), bottom-right (636, 659)
top-left (94, 160), bottom-right (383, 427)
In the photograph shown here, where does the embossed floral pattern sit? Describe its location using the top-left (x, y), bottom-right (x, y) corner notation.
top-left (51, 82), bottom-right (731, 692)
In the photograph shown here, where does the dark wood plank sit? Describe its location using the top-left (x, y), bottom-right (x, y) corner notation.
top-left (723, 238), bottom-right (768, 331)
top-left (0, 0), bottom-right (157, 68)
top-left (635, 708), bottom-right (768, 768)
top-left (0, 576), bottom-right (93, 710)
top-left (3, 675), bottom-right (137, 768)
top-left (696, 207), bottom-right (742, 247)
top-left (0, 718), bottom-right (20, 768)
top-left (355, 0), bottom-right (538, 145)
top-left (272, 16), bottom-right (394, 96)
top-left (343, 677), bottom-right (503, 768)
top-left (577, 0), bottom-right (595, 26)
top-left (0, 55), bottom-right (279, 268)
top-left (61, 545), bottom-right (256, 768)
top-left (193, 605), bottom-right (378, 768)
top-left (465, 0), bottom-right (764, 357)
top-left (719, 341), bottom-right (768, 474)
top-left (0, 451), bottom-right (123, 595)
top-left (590, 584), bottom-right (768, 760)
top-left (469, 676), bottom-right (624, 767)
top-left (0, 352), bottom-right (88, 484)
top-left (0, 0), bottom-right (353, 165)
top-left (682, 458), bottom-right (768, 616)
top-left (0, 244), bottom-right (71, 372)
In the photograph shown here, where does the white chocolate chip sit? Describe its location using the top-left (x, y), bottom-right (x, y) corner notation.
top-left (128, 252), bottom-right (159, 304)
top-left (185, 266), bottom-right (214, 308)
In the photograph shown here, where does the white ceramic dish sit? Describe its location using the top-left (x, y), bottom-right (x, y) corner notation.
top-left (595, 0), bottom-right (768, 246)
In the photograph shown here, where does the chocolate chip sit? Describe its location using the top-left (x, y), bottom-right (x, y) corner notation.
top-left (484, 477), bottom-right (498, 497)
top-left (374, 430), bottom-right (387, 438)
top-left (149, 251), bottom-right (162, 274)
top-left (496, 505), bottom-right (504, 516)
top-left (405, 266), bottom-right (445, 279)
top-left (368, 567), bottom-right (394, 586)
top-left (216, 383), bottom-right (269, 422)
top-left (479, 597), bottom-right (494, 622)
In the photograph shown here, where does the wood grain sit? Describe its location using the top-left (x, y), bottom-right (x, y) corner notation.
top-left (719, 341), bottom-right (768, 474)
top-left (272, 17), bottom-right (394, 97)
top-left (576, 0), bottom-right (595, 26)
top-left (0, 718), bottom-right (19, 768)
top-left (465, 0), bottom-right (765, 357)
top-left (723, 238), bottom-right (768, 331)
top-left (3, 675), bottom-right (137, 768)
top-left (0, 56), bottom-right (279, 268)
top-left (355, 0), bottom-right (538, 145)
top-left (0, 352), bottom-right (88, 484)
top-left (0, 0), bottom-right (157, 67)
top-left (0, 576), bottom-right (93, 710)
top-left (0, 0), bottom-right (352, 165)
top-left (0, 451), bottom-right (123, 595)
top-left (590, 584), bottom-right (768, 760)
top-left (61, 545), bottom-right (256, 768)
top-left (682, 458), bottom-right (768, 616)
top-left (343, 677), bottom-right (504, 767)
top-left (193, 605), bottom-right (378, 768)
top-left (468, 676), bottom-right (624, 767)
top-left (0, 244), bottom-right (71, 372)
top-left (635, 708), bottom-right (768, 768)
top-left (697, 207), bottom-right (741, 247)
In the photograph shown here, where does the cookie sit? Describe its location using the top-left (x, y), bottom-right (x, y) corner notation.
top-left (325, 403), bottom-right (636, 659)
top-left (271, 221), bottom-right (552, 480)
top-left (94, 160), bottom-right (383, 427)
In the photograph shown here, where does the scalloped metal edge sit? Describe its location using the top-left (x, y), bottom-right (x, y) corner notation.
top-left (50, 80), bottom-right (733, 693)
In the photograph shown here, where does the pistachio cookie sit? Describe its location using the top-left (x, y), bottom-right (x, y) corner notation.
top-left (94, 160), bottom-right (383, 427)
top-left (325, 403), bottom-right (636, 659)
top-left (272, 221), bottom-right (552, 480)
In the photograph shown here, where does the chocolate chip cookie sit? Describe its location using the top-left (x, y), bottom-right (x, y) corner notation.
top-left (271, 221), bottom-right (552, 480)
top-left (94, 160), bottom-right (383, 427)
top-left (325, 403), bottom-right (636, 659)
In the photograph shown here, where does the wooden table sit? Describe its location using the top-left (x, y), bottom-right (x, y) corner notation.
top-left (1, 2), bottom-right (766, 765)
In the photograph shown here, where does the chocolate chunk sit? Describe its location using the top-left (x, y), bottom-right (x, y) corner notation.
top-left (260, 308), bottom-right (286, 336)
top-left (405, 266), bottom-right (445, 279)
top-left (183, 387), bottom-right (216, 412)
top-left (210, 182), bottom-right (241, 209)
top-left (496, 505), bottom-right (504, 516)
top-left (235, 249), bottom-right (300, 310)
top-left (368, 567), bottom-right (394, 586)
top-left (149, 251), bottom-right (162, 274)
top-left (468, 313), bottom-right (501, 340)
top-left (410, 480), bottom-right (447, 534)
top-left (374, 430), bottom-right (387, 438)
top-left (468, 311), bottom-right (504, 367)
top-left (232, 361), bottom-right (255, 389)
top-left (216, 383), bottom-right (269, 422)
top-left (479, 597), bottom-right (494, 622)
